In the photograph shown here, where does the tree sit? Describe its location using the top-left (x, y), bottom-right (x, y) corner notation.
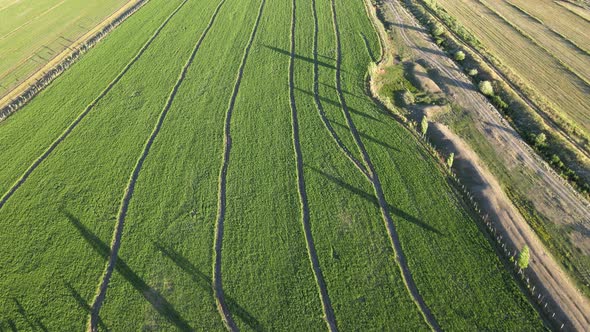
top-left (421, 116), bottom-right (429, 136)
top-left (478, 80), bottom-right (494, 96)
top-left (454, 50), bottom-right (465, 61)
top-left (446, 152), bottom-right (454, 168)
top-left (518, 245), bottom-right (530, 269)
top-left (534, 132), bottom-right (547, 148)
top-left (432, 23), bottom-right (444, 36)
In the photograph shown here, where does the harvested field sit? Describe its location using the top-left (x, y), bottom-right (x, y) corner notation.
top-left (0, 0), bottom-right (132, 99)
top-left (435, 0), bottom-right (590, 135)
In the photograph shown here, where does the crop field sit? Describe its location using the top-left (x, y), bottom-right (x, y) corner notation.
top-left (0, 0), bottom-right (544, 330)
top-left (433, 0), bottom-right (590, 136)
top-left (0, 0), bottom-right (131, 99)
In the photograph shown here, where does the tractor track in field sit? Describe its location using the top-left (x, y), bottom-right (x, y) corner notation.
top-left (289, 0), bottom-right (338, 330)
top-left (387, 0), bottom-right (590, 329)
top-left (212, 0), bottom-right (266, 330)
top-left (329, 0), bottom-right (439, 330)
top-left (310, 0), bottom-right (369, 179)
top-left (0, 0), bottom-right (190, 212)
top-left (87, 0), bottom-right (228, 330)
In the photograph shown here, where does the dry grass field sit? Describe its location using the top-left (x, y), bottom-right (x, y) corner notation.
top-left (434, 0), bottom-right (590, 136)
top-left (0, 0), bottom-right (130, 99)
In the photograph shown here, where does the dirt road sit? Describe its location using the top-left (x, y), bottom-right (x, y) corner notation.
top-left (381, 0), bottom-right (590, 330)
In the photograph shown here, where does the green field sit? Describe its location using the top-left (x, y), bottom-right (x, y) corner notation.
top-left (0, 0), bottom-right (544, 330)
top-left (0, 0), bottom-right (130, 98)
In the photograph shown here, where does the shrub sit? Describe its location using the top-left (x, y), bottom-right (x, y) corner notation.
top-left (454, 50), bottom-right (465, 61)
top-left (432, 23), bottom-right (444, 36)
top-left (518, 245), bottom-right (530, 269)
top-left (468, 68), bottom-right (478, 76)
top-left (534, 133), bottom-right (547, 148)
top-left (492, 95), bottom-right (508, 110)
top-left (421, 116), bottom-right (429, 136)
top-left (446, 152), bottom-right (454, 168)
top-left (402, 90), bottom-right (415, 106)
top-left (478, 80), bottom-right (494, 96)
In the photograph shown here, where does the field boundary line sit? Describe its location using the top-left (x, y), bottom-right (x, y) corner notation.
top-left (0, 0), bottom-right (190, 211)
top-left (330, 0), bottom-right (440, 329)
top-left (310, 0), bottom-right (369, 178)
top-left (290, 0), bottom-right (338, 330)
top-left (86, 0), bottom-right (229, 329)
top-left (0, 0), bottom-right (145, 121)
top-left (212, 0), bottom-right (267, 330)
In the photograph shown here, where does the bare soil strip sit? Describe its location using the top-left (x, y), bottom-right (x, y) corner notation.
top-left (310, 0), bottom-right (369, 179)
top-left (330, 0), bottom-right (440, 330)
top-left (0, 0), bottom-right (189, 211)
top-left (386, 0), bottom-right (590, 329)
top-left (86, 0), bottom-right (228, 330)
top-left (289, 0), bottom-right (338, 330)
top-left (212, 0), bottom-right (266, 330)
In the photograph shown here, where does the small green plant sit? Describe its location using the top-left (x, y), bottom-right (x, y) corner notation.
top-left (534, 133), bottom-right (547, 148)
top-left (421, 116), bottom-right (429, 136)
top-left (518, 245), bottom-right (530, 269)
top-left (432, 23), bottom-right (444, 36)
top-left (446, 152), bottom-right (454, 168)
top-left (478, 80), bottom-right (494, 96)
top-left (468, 68), bottom-right (478, 76)
top-left (402, 90), bottom-right (415, 106)
top-left (454, 50), bottom-right (465, 61)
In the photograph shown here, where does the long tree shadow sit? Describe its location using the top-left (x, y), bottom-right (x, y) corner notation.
top-left (153, 242), bottom-right (264, 331)
top-left (11, 298), bottom-right (47, 332)
top-left (293, 86), bottom-right (383, 123)
top-left (262, 44), bottom-right (336, 70)
top-left (63, 282), bottom-right (108, 331)
top-left (62, 210), bottom-right (192, 331)
top-left (331, 120), bottom-right (400, 152)
top-left (307, 165), bottom-right (443, 235)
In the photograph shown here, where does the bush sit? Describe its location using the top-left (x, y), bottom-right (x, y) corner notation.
top-left (454, 50), bottom-right (465, 61)
top-left (446, 152), bottom-right (454, 168)
top-left (421, 116), bottom-right (429, 136)
top-left (492, 95), bottom-right (508, 110)
top-left (468, 68), bottom-right (478, 76)
top-left (402, 90), bottom-right (415, 106)
top-left (432, 23), bottom-right (444, 36)
top-left (534, 133), bottom-right (547, 148)
top-left (518, 245), bottom-right (530, 269)
top-left (478, 80), bottom-right (494, 96)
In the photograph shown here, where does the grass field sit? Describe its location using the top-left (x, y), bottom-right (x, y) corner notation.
top-left (433, 0), bottom-right (590, 137)
top-left (0, 0), bottom-right (131, 98)
top-left (0, 0), bottom-right (544, 330)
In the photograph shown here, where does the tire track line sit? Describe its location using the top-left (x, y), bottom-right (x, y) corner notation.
top-left (310, 0), bottom-right (368, 178)
top-left (87, 0), bottom-right (228, 330)
top-left (290, 0), bottom-right (338, 330)
top-left (0, 0), bottom-right (190, 211)
top-left (330, 0), bottom-right (440, 330)
top-left (212, 0), bottom-right (266, 330)
top-left (0, 0), bottom-right (66, 41)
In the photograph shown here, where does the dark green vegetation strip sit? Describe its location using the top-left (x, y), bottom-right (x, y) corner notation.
top-left (0, 0), bottom-right (545, 330)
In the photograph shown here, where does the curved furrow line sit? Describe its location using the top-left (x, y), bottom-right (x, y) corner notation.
top-left (0, 0), bottom-right (190, 211)
top-left (329, 0), bottom-right (440, 330)
top-left (310, 0), bottom-right (369, 179)
top-left (212, 0), bottom-right (266, 330)
top-left (289, 0), bottom-right (338, 330)
top-left (87, 0), bottom-right (228, 330)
